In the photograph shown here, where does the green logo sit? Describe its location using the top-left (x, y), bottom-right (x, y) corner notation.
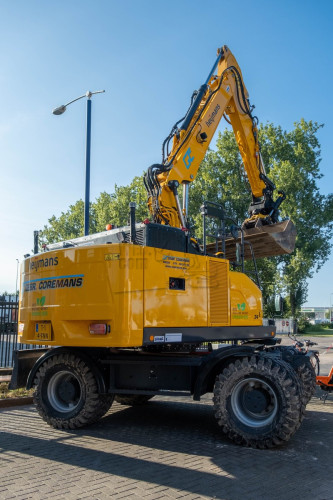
top-left (237, 302), bottom-right (246, 311)
top-left (36, 296), bottom-right (46, 306)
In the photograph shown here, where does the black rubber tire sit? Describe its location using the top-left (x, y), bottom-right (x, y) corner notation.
top-left (276, 359), bottom-right (306, 425)
top-left (213, 355), bottom-right (303, 448)
top-left (33, 353), bottom-right (113, 429)
top-left (295, 361), bottom-right (317, 404)
top-left (114, 395), bottom-right (154, 405)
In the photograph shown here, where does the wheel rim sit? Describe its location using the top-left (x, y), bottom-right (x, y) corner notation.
top-left (231, 377), bottom-right (278, 428)
top-left (47, 370), bottom-right (82, 413)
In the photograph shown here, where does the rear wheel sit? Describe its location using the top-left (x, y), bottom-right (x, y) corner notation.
top-left (115, 395), bottom-right (154, 405)
top-left (295, 360), bottom-right (317, 404)
top-left (33, 353), bottom-right (113, 429)
top-left (213, 355), bottom-right (303, 448)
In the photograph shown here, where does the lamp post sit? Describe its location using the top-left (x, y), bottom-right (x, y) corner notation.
top-left (52, 90), bottom-right (105, 236)
top-left (15, 259), bottom-right (19, 301)
top-left (330, 293), bottom-right (333, 323)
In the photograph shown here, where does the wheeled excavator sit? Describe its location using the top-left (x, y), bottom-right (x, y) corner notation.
top-left (11, 46), bottom-right (315, 449)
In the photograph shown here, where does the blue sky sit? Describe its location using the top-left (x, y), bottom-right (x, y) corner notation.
top-left (0, 0), bottom-right (332, 306)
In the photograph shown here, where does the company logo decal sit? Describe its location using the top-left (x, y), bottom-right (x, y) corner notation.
top-left (23, 274), bottom-right (84, 292)
top-left (29, 257), bottom-right (58, 272)
top-left (206, 104), bottom-right (220, 127)
top-left (32, 295), bottom-right (47, 317)
top-left (232, 302), bottom-right (248, 320)
top-left (36, 296), bottom-right (46, 306)
top-left (183, 148), bottom-right (194, 169)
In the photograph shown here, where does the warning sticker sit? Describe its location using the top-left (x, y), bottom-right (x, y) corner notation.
top-left (165, 333), bottom-right (182, 343)
top-left (162, 255), bottom-right (190, 270)
top-left (105, 253), bottom-right (120, 261)
top-left (154, 335), bottom-right (165, 343)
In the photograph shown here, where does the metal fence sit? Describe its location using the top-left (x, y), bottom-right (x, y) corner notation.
top-left (0, 297), bottom-right (38, 368)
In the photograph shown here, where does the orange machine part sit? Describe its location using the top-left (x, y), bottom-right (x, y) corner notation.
top-left (316, 366), bottom-right (333, 389)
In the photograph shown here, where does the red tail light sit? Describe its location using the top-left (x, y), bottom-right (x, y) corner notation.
top-left (89, 323), bottom-right (107, 335)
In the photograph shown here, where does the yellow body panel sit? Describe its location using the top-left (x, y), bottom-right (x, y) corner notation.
top-left (229, 272), bottom-right (262, 326)
top-left (19, 244), bottom-right (263, 347)
top-left (144, 247), bottom-right (208, 328)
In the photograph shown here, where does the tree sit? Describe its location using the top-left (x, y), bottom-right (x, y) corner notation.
top-left (40, 200), bottom-right (85, 245)
top-left (260, 120), bottom-right (333, 317)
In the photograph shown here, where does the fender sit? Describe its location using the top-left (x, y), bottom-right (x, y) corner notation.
top-left (193, 345), bottom-right (259, 400)
top-left (26, 346), bottom-right (107, 394)
top-left (268, 344), bottom-right (317, 371)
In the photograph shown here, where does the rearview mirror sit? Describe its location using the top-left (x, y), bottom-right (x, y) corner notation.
top-left (274, 295), bottom-right (283, 313)
top-left (235, 243), bottom-right (241, 264)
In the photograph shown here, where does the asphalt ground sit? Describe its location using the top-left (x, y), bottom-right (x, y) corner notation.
top-left (0, 336), bottom-right (332, 500)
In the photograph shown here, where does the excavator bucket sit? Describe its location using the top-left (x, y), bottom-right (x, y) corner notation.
top-left (207, 219), bottom-right (296, 260)
top-left (226, 219), bottom-right (296, 260)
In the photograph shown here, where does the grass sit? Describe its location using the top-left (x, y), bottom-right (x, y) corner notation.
top-left (302, 324), bottom-right (333, 335)
top-left (0, 382), bottom-right (34, 400)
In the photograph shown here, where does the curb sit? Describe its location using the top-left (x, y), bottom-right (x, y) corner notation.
top-left (0, 397), bottom-right (33, 409)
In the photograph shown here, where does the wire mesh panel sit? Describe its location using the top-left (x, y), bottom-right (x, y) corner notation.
top-left (0, 297), bottom-right (18, 368)
top-left (0, 297), bottom-right (46, 368)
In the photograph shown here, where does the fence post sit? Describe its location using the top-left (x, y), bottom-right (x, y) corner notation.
top-left (0, 298), bottom-right (19, 368)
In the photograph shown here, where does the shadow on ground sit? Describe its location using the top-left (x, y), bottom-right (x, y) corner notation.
top-left (0, 390), bottom-right (333, 499)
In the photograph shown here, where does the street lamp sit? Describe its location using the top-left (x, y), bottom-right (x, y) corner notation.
top-left (52, 90), bottom-right (105, 236)
top-left (15, 259), bottom-right (19, 301)
top-left (330, 293), bottom-right (333, 323)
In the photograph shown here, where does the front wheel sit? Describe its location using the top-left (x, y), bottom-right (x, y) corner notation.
top-left (213, 355), bottom-right (303, 448)
top-left (33, 353), bottom-right (113, 429)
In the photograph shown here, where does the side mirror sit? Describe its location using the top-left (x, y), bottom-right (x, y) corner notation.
top-left (274, 295), bottom-right (283, 313)
top-left (235, 243), bottom-right (241, 265)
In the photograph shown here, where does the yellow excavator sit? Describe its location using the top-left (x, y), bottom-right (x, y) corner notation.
top-left (11, 46), bottom-right (314, 450)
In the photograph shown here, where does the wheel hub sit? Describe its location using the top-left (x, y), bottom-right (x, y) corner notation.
top-left (243, 387), bottom-right (271, 414)
top-left (58, 380), bottom-right (77, 403)
top-left (47, 371), bottom-right (82, 413)
top-left (231, 377), bottom-right (278, 428)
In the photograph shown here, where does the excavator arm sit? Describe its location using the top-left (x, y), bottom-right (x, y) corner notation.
top-left (144, 46), bottom-right (295, 257)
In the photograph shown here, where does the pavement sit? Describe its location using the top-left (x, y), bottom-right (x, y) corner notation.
top-left (0, 336), bottom-right (332, 500)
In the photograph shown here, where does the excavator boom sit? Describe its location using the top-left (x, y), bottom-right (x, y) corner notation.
top-left (144, 46), bottom-right (296, 258)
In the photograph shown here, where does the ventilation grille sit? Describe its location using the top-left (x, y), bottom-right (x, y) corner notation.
top-left (208, 260), bottom-right (229, 325)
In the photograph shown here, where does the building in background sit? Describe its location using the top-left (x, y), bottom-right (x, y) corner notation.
top-left (301, 306), bottom-right (331, 324)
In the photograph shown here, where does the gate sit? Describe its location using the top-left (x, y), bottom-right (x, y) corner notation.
top-left (0, 297), bottom-right (40, 368)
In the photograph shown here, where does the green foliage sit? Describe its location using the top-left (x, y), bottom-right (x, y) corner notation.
top-left (101, 176), bottom-right (149, 227)
top-left (259, 120), bottom-right (333, 317)
top-left (297, 316), bottom-right (311, 333)
top-left (39, 200), bottom-right (85, 245)
top-left (303, 323), bottom-right (333, 334)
